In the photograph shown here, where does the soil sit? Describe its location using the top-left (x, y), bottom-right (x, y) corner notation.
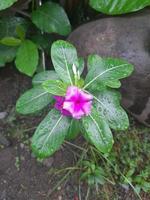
top-left (0, 66), bottom-right (150, 200)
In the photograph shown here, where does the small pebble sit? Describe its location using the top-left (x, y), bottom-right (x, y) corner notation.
top-left (58, 196), bottom-right (62, 200)
top-left (57, 186), bottom-right (61, 191)
top-left (20, 143), bottom-right (24, 149)
top-left (0, 112), bottom-right (7, 120)
top-left (42, 157), bottom-right (54, 168)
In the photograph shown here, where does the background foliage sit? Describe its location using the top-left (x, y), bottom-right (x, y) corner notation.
top-left (0, 0), bottom-right (150, 75)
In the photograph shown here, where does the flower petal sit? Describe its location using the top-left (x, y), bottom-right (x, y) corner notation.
top-left (63, 101), bottom-right (85, 119)
top-left (63, 101), bottom-right (75, 114)
top-left (62, 109), bottom-right (71, 116)
top-left (53, 96), bottom-right (65, 111)
top-left (72, 109), bottom-right (85, 119)
top-left (53, 96), bottom-right (64, 104)
top-left (65, 86), bottom-right (79, 101)
top-left (79, 90), bottom-right (93, 102)
top-left (82, 101), bottom-right (93, 116)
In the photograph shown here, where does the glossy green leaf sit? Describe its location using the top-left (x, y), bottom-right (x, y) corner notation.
top-left (84, 54), bottom-right (134, 91)
top-left (31, 33), bottom-right (53, 51)
top-left (43, 79), bottom-right (68, 96)
top-left (32, 2), bottom-right (71, 36)
top-left (94, 89), bottom-right (129, 130)
top-left (0, 37), bottom-right (21, 46)
top-left (15, 40), bottom-right (39, 76)
top-left (78, 57), bottom-right (84, 75)
top-left (16, 86), bottom-right (52, 114)
top-left (0, 17), bottom-right (28, 39)
top-left (32, 70), bottom-right (59, 86)
top-left (16, 25), bottom-right (26, 40)
top-left (0, 0), bottom-right (17, 10)
top-left (0, 44), bottom-right (17, 67)
top-left (32, 109), bottom-right (70, 158)
top-left (82, 107), bottom-right (113, 153)
top-left (51, 40), bottom-right (79, 84)
top-left (89, 0), bottom-right (150, 15)
top-left (76, 78), bottom-right (85, 88)
top-left (66, 119), bottom-right (80, 140)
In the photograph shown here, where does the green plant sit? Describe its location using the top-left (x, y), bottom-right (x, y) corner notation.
top-left (77, 125), bottom-right (150, 199)
top-left (89, 0), bottom-right (150, 15)
top-left (108, 126), bottom-right (150, 194)
top-left (0, 0), bottom-right (71, 76)
top-left (1, 0), bottom-right (149, 75)
top-left (16, 39), bottom-right (133, 158)
top-left (0, 0), bottom-right (17, 10)
top-left (80, 160), bottom-right (107, 186)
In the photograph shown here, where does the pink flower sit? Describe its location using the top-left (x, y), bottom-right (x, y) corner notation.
top-left (63, 86), bottom-right (93, 119)
top-left (53, 96), bottom-right (71, 116)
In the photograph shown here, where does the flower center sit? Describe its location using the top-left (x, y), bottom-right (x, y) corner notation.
top-left (75, 99), bottom-right (81, 104)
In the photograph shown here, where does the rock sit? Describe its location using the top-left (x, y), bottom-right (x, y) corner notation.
top-left (0, 190), bottom-right (7, 200)
top-left (68, 10), bottom-right (150, 127)
top-left (42, 157), bottom-right (54, 168)
top-left (20, 143), bottom-right (25, 149)
top-left (0, 112), bottom-right (7, 120)
top-left (0, 133), bottom-right (10, 147)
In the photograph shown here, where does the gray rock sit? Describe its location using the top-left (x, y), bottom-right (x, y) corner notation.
top-left (68, 11), bottom-right (150, 127)
top-left (0, 133), bottom-right (10, 147)
top-left (42, 157), bottom-right (54, 168)
top-left (0, 112), bottom-right (7, 120)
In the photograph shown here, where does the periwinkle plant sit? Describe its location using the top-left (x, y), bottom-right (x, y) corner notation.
top-left (16, 40), bottom-right (134, 158)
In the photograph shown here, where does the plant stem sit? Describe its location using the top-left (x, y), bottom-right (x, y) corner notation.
top-left (12, 9), bottom-right (31, 18)
top-left (79, 182), bottom-right (82, 200)
top-left (85, 187), bottom-right (90, 200)
top-left (32, 0), bottom-right (35, 10)
top-left (54, 167), bottom-right (82, 175)
top-left (38, 0), bottom-right (46, 71)
top-left (47, 170), bottom-right (71, 197)
top-left (64, 140), bottom-right (87, 151)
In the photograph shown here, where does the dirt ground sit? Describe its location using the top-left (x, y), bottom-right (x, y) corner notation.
top-left (0, 66), bottom-right (150, 200)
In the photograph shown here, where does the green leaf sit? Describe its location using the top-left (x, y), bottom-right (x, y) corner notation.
top-left (0, 44), bottom-right (17, 67)
top-left (0, 17), bottom-right (27, 65)
top-left (80, 171), bottom-right (90, 181)
top-left (31, 33), bottom-right (53, 51)
top-left (16, 25), bottom-right (26, 40)
top-left (66, 119), bottom-right (80, 140)
top-left (142, 182), bottom-right (150, 192)
top-left (84, 54), bottom-right (134, 91)
top-left (0, 37), bottom-right (21, 46)
top-left (43, 79), bottom-right (68, 96)
top-left (32, 70), bottom-right (59, 86)
top-left (0, 17), bottom-right (28, 39)
top-left (31, 109), bottom-right (70, 158)
top-left (16, 86), bottom-right (52, 115)
top-left (78, 57), bottom-right (84, 75)
top-left (94, 89), bottom-right (129, 130)
top-left (15, 40), bottom-right (39, 76)
top-left (89, 0), bottom-right (150, 15)
top-left (135, 186), bottom-right (141, 194)
top-left (82, 107), bottom-right (113, 154)
top-left (76, 78), bottom-right (85, 88)
top-left (32, 2), bottom-right (71, 36)
top-left (51, 40), bottom-right (79, 84)
top-left (0, 0), bottom-right (17, 10)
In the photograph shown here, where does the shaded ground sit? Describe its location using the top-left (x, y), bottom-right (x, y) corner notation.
top-left (0, 66), bottom-right (150, 200)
